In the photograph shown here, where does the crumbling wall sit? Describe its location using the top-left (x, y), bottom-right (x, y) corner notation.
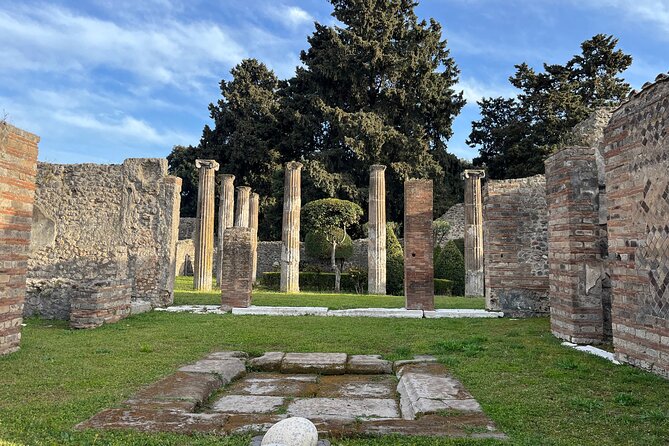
top-left (27, 159), bottom-right (181, 317)
top-left (0, 123), bottom-right (39, 355)
top-left (483, 175), bottom-right (549, 316)
top-left (604, 76), bottom-right (669, 378)
top-left (179, 217), bottom-right (197, 240)
top-left (175, 239), bottom-right (195, 276)
top-left (435, 203), bottom-right (465, 244)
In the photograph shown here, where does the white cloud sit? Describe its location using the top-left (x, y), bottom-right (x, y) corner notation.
top-left (0, 5), bottom-right (246, 88)
top-left (456, 78), bottom-right (516, 104)
top-left (582, 0), bottom-right (669, 33)
top-left (267, 4), bottom-right (314, 29)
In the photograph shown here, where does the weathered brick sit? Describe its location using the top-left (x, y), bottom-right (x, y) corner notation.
top-left (404, 179), bottom-right (434, 311)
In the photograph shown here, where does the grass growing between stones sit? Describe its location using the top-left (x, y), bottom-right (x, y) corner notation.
top-left (1, 302), bottom-right (668, 444)
top-left (173, 276), bottom-right (486, 309)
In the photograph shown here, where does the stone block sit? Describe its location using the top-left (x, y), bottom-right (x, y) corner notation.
top-left (232, 306), bottom-right (329, 316)
top-left (287, 397), bottom-right (400, 420)
top-left (346, 355), bottom-right (392, 374)
top-left (326, 308), bottom-right (423, 318)
top-left (212, 395), bottom-right (284, 414)
top-left (249, 352), bottom-right (286, 371)
top-left (69, 280), bottom-right (132, 329)
top-left (281, 353), bottom-right (347, 375)
top-left (178, 358), bottom-right (246, 383)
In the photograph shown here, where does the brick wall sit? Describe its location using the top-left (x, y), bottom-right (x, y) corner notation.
top-left (404, 180), bottom-right (434, 311)
top-left (220, 227), bottom-right (254, 310)
top-left (483, 175), bottom-right (549, 317)
top-left (546, 147), bottom-right (611, 343)
top-left (70, 280), bottom-right (132, 329)
top-left (0, 123), bottom-right (39, 355)
top-left (604, 77), bottom-right (669, 378)
top-left (28, 159), bottom-right (181, 316)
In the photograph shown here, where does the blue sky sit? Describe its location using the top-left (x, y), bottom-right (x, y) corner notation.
top-left (1, 0), bottom-right (667, 164)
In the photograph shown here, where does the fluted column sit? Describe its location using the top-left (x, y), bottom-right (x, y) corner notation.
top-left (249, 192), bottom-right (260, 283)
top-left (280, 161), bottom-right (302, 293)
top-left (234, 186), bottom-right (251, 227)
top-left (194, 159), bottom-right (219, 291)
top-left (463, 169), bottom-right (486, 297)
top-left (216, 174), bottom-right (235, 286)
top-left (368, 164), bottom-right (387, 295)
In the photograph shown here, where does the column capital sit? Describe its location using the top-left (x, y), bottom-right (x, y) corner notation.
top-left (195, 159), bottom-right (220, 171)
top-left (370, 164), bottom-right (387, 172)
top-left (286, 161), bottom-right (303, 171)
top-left (236, 185), bottom-right (252, 193)
top-left (218, 173), bottom-right (235, 182)
top-left (463, 169), bottom-right (486, 180)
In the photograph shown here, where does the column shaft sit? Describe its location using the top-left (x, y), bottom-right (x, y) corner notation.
top-left (234, 186), bottom-right (251, 227)
top-left (464, 169), bottom-right (485, 297)
top-left (216, 174), bottom-right (235, 286)
top-left (368, 165), bottom-right (387, 295)
top-left (249, 193), bottom-right (260, 283)
top-left (280, 162), bottom-right (302, 293)
top-left (194, 159), bottom-right (219, 291)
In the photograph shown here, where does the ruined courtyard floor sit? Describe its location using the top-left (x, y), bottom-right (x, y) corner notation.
top-left (1, 283), bottom-right (668, 445)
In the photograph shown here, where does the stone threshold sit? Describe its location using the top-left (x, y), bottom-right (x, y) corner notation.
top-left (156, 305), bottom-right (504, 319)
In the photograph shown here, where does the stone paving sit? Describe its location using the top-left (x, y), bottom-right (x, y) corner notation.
top-left (78, 351), bottom-right (506, 440)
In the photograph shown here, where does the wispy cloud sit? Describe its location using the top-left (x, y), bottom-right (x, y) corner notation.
top-left (457, 78), bottom-right (517, 104)
top-left (579, 0), bottom-right (669, 34)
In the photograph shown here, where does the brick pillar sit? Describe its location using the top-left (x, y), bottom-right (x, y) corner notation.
top-left (216, 174), bottom-right (235, 286)
top-left (193, 159), bottom-right (219, 291)
top-left (546, 147), bottom-right (607, 344)
top-left (404, 179), bottom-right (434, 310)
top-left (464, 169), bottom-right (485, 297)
top-left (220, 227), bottom-right (254, 310)
top-left (281, 161), bottom-right (302, 293)
top-left (368, 165), bottom-right (387, 295)
top-left (234, 186), bottom-right (251, 228)
top-left (0, 123), bottom-right (39, 355)
top-left (249, 192), bottom-right (259, 283)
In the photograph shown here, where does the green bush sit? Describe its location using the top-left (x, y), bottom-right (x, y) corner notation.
top-left (437, 240), bottom-right (465, 296)
top-left (434, 279), bottom-right (453, 296)
top-left (386, 222), bottom-right (404, 295)
top-left (305, 230), bottom-right (353, 260)
top-left (453, 238), bottom-right (465, 256)
top-left (260, 271), bottom-right (367, 293)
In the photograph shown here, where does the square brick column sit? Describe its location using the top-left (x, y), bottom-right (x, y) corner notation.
top-left (221, 227), bottom-right (254, 310)
top-left (404, 179), bottom-right (434, 311)
top-left (0, 123), bottom-right (39, 355)
top-left (546, 147), bottom-right (608, 344)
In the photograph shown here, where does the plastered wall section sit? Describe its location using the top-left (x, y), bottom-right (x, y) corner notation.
top-left (604, 78), bottom-right (669, 378)
top-left (0, 123), bottom-right (39, 355)
top-left (27, 159), bottom-right (181, 312)
top-left (483, 175), bottom-right (549, 317)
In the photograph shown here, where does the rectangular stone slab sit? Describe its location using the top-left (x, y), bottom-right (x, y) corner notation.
top-left (327, 308), bottom-right (423, 318)
top-left (281, 353), bottom-right (348, 375)
top-left (248, 352), bottom-right (285, 371)
top-left (225, 373), bottom-right (319, 397)
top-left (212, 395), bottom-right (285, 414)
top-left (317, 375), bottom-right (396, 399)
top-left (232, 306), bottom-right (328, 316)
top-left (287, 397), bottom-right (400, 420)
top-left (347, 355), bottom-right (392, 374)
top-left (423, 309), bottom-right (504, 318)
top-left (178, 359), bottom-right (246, 383)
top-left (127, 372), bottom-right (223, 411)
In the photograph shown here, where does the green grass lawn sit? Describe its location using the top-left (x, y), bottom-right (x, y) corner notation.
top-left (1, 287), bottom-right (668, 445)
top-left (174, 276), bottom-right (486, 309)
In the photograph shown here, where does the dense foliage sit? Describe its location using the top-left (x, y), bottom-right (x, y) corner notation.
top-left (168, 0), bottom-right (468, 238)
top-left (435, 240), bottom-right (465, 296)
top-left (386, 221), bottom-right (404, 295)
top-left (305, 230), bottom-right (353, 261)
top-left (468, 34), bottom-right (632, 179)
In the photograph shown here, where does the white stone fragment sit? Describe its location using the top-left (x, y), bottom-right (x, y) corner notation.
top-left (561, 342), bottom-right (621, 364)
top-left (232, 306), bottom-right (329, 316)
top-left (261, 417), bottom-right (319, 446)
top-left (326, 308), bottom-right (423, 318)
top-left (423, 309), bottom-right (504, 318)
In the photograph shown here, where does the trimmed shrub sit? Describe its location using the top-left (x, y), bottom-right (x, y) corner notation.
top-left (386, 222), bottom-right (404, 295)
top-left (437, 240), bottom-right (465, 296)
top-left (453, 238), bottom-right (465, 256)
top-left (434, 279), bottom-right (453, 296)
top-left (305, 230), bottom-right (353, 260)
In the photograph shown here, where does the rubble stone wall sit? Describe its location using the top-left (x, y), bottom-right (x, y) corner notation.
top-left (0, 123), bottom-right (39, 355)
top-left (27, 159), bottom-right (181, 317)
top-left (483, 175), bottom-right (549, 316)
top-left (69, 280), bottom-right (132, 329)
top-left (604, 78), bottom-right (669, 378)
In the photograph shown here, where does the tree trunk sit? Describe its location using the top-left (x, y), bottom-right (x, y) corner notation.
top-left (331, 240), bottom-right (341, 293)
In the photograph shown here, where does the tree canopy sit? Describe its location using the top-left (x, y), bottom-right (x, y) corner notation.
top-left (468, 34), bottom-right (632, 179)
top-left (168, 0), bottom-right (468, 238)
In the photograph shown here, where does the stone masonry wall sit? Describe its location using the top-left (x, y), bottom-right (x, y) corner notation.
top-left (69, 280), bottom-right (132, 329)
top-left (0, 123), bottom-right (39, 355)
top-left (436, 203), bottom-right (465, 244)
top-left (27, 159), bottom-right (181, 318)
top-left (483, 175), bottom-right (549, 317)
top-left (175, 239), bottom-right (195, 276)
top-left (220, 227), bottom-right (253, 310)
top-left (179, 217), bottom-right (197, 240)
top-left (604, 76), bottom-right (669, 378)
top-left (546, 147), bottom-right (611, 343)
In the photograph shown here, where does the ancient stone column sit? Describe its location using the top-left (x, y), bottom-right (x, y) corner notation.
top-left (193, 159), bottom-right (219, 291)
top-left (404, 179), bottom-right (435, 311)
top-left (216, 174), bottom-right (235, 286)
top-left (234, 186), bottom-right (251, 227)
top-left (220, 227), bottom-right (254, 311)
top-left (280, 161), bottom-right (302, 293)
top-left (249, 192), bottom-right (260, 283)
top-left (463, 169), bottom-right (486, 297)
top-left (368, 165), bottom-right (387, 295)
